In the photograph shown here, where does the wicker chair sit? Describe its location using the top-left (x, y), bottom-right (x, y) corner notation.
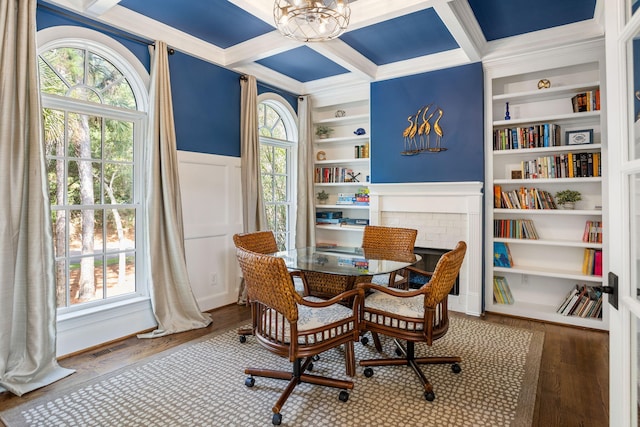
top-left (233, 231), bottom-right (309, 342)
top-left (235, 248), bottom-right (362, 426)
top-left (361, 225), bottom-right (417, 289)
top-left (357, 241), bottom-right (467, 402)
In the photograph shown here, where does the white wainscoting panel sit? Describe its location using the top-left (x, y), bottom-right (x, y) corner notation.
top-left (178, 151), bottom-right (243, 311)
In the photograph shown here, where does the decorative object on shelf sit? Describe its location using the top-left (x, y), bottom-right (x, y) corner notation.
top-left (537, 79), bottom-right (551, 89)
top-left (401, 104), bottom-right (446, 155)
top-left (335, 109), bottom-right (346, 118)
top-left (555, 190), bottom-right (582, 210)
top-left (316, 190), bottom-right (329, 204)
top-left (504, 102), bottom-right (511, 120)
top-left (566, 129), bottom-right (593, 145)
top-left (316, 151), bottom-right (326, 161)
top-left (346, 171), bottom-right (361, 182)
top-left (273, 0), bottom-right (350, 42)
top-left (315, 125), bottom-right (333, 139)
top-left (353, 127), bottom-right (366, 135)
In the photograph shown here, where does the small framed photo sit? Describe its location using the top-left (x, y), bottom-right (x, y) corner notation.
top-left (566, 129), bottom-right (593, 145)
top-left (511, 170), bottom-right (523, 179)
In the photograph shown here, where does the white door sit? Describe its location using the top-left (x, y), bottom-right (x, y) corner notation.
top-left (606, 2), bottom-right (640, 425)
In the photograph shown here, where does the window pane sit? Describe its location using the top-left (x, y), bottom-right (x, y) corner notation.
top-left (273, 146), bottom-right (287, 174)
top-left (104, 163), bottom-right (133, 204)
top-left (69, 209), bottom-right (100, 254)
top-left (67, 160), bottom-right (101, 205)
top-left (68, 113), bottom-right (101, 159)
top-left (272, 120), bottom-right (287, 140)
top-left (47, 158), bottom-right (62, 205)
top-left (87, 52), bottom-right (121, 91)
top-left (275, 204), bottom-right (288, 233)
top-left (266, 105), bottom-right (279, 128)
top-left (42, 48), bottom-right (85, 88)
top-left (261, 174), bottom-right (274, 202)
top-left (68, 86), bottom-right (101, 104)
top-left (51, 210), bottom-right (67, 258)
top-left (43, 108), bottom-right (65, 158)
top-left (105, 119), bottom-right (134, 161)
top-left (69, 254), bottom-right (101, 304)
top-left (274, 175), bottom-right (287, 202)
top-left (39, 59), bottom-right (68, 96)
top-left (260, 145), bottom-right (273, 173)
top-left (105, 209), bottom-right (135, 254)
top-left (105, 251), bottom-right (135, 298)
top-left (265, 204), bottom-right (276, 230)
top-left (55, 259), bottom-right (68, 308)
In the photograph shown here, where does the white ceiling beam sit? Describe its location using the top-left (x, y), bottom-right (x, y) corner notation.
top-left (83, 0), bottom-right (122, 17)
top-left (346, 0), bottom-right (438, 31)
top-left (228, 0), bottom-right (275, 27)
top-left (437, 0), bottom-right (484, 62)
top-left (233, 62), bottom-right (305, 95)
top-left (374, 48), bottom-right (471, 82)
top-left (306, 39), bottom-right (377, 81)
top-left (225, 31), bottom-right (302, 68)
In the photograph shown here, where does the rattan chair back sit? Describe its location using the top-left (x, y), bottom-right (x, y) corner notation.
top-left (361, 225), bottom-right (417, 252)
top-left (423, 241), bottom-right (466, 308)
top-left (235, 248), bottom-right (299, 323)
top-left (233, 231), bottom-right (279, 254)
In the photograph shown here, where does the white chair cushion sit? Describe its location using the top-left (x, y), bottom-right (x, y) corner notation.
top-left (371, 273), bottom-right (405, 286)
top-left (363, 290), bottom-right (424, 331)
top-left (263, 296), bottom-right (355, 344)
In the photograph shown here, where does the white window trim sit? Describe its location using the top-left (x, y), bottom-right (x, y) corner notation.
top-left (38, 26), bottom-right (156, 357)
top-left (257, 93), bottom-right (298, 250)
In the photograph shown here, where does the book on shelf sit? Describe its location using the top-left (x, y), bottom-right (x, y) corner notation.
top-left (582, 220), bottom-right (603, 243)
top-left (493, 219), bottom-right (539, 239)
top-left (493, 124), bottom-right (561, 150)
top-left (493, 242), bottom-right (513, 268)
top-left (571, 90), bottom-right (600, 113)
top-left (493, 276), bottom-right (514, 304)
top-left (581, 248), bottom-right (603, 276)
top-left (497, 187), bottom-right (557, 210)
top-left (556, 284), bottom-right (603, 318)
top-left (518, 152), bottom-right (601, 179)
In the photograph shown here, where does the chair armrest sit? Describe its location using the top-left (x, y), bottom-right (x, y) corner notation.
top-left (357, 282), bottom-right (426, 298)
top-left (404, 265), bottom-right (434, 277)
top-left (296, 288), bottom-right (364, 308)
top-left (289, 270), bottom-right (310, 296)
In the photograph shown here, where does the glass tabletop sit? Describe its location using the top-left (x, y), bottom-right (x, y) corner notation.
top-left (271, 246), bottom-right (421, 277)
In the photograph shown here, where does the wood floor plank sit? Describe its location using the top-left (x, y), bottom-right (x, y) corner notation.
top-left (0, 305), bottom-right (609, 426)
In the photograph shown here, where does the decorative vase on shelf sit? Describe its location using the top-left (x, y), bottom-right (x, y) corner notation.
top-left (504, 102), bottom-right (511, 120)
top-left (560, 202), bottom-right (575, 210)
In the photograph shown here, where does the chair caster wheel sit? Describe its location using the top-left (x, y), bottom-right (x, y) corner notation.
top-left (312, 355), bottom-right (320, 361)
top-left (239, 335), bottom-right (247, 343)
top-left (360, 336), bottom-right (369, 345)
top-left (395, 347), bottom-right (403, 356)
top-left (272, 413), bottom-right (282, 425)
top-left (424, 391), bottom-right (435, 401)
top-left (338, 390), bottom-right (349, 402)
top-left (307, 362), bottom-right (314, 371)
top-left (363, 367), bottom-right (374, 378)
top-left (452, 363), bottom-right (461, 374)
top-left (245, 377), bottom-right (255, 387)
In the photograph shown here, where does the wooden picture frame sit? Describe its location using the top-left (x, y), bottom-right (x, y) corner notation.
top-left (566, 129), bottom-right (593, 145)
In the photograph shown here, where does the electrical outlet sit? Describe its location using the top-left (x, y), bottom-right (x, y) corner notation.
top-left (209, 272), bottom-right (218, 287)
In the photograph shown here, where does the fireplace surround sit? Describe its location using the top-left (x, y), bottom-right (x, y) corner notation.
top-left (368, 182), bottom-right (483, 316)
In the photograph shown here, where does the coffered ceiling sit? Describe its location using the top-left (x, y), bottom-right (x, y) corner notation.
top-left (42, 0), bottom-right (603, 94)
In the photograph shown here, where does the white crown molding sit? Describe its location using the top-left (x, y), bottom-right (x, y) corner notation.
top-left (482, 20), bottom-right (604, 62)
top-left (225, 31), bottom-right (301, 68)
top-left (374, 48), bottom-right (472, 82)
top-left (442, 0), bottom-right (485, 61)
top-left (234, 62), bottom-right (305, 95)
top-left (346, 0), bottom-right (439, 31)
top-left (302, 73), bottom-right (370, 99)
top-left (308, 80), bottom-right (370, 107)
top-left (83, 0), bottom-right (122, 17)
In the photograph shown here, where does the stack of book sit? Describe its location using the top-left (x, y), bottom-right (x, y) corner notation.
top-left (519, 152), bottom-right (601, 179)
top-left (582, 220), bottom-right (603, 243)
top-left (335, 188), bottom-right (370, 206)
top-left (557, 284), bottom-right (603, 318)
top-left (495, 186), bottom-right (557, 210)
top-left (571, 90), bottom-right (600, 112)
top-left (582, 248), bottom-right (603, 276)
top-left (493, 123), bottom-right (561, 150)
top-left (493, 276), bottom-right (514, 304)
top-left (494, 219), bottom-right (539, 239)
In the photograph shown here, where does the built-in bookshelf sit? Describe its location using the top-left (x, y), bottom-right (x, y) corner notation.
top-left (312, 90), bottom-right (370, 247)
top-left (484, 45), bottom-right (607, 330)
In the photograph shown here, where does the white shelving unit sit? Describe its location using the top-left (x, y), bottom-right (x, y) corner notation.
top-left (312, 95), bottom-right (370, 247)
top-left (483, 45), bottom-right (608, 330)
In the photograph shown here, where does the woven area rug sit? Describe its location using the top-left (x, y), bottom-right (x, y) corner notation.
top-left (1, 316), bottom-right (543, 427)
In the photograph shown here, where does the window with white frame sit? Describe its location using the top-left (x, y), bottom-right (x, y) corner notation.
top-left (257, 95), bottom-right (298, 251)
top-left (38, 30), bottom-right (148, 312)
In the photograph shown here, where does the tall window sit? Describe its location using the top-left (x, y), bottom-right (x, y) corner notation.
top-left (39, 36), bottom-right (147, 311)
top-left (258, 97), bottom-right (297, 250)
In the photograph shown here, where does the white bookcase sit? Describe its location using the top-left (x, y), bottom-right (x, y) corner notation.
top-left (483, 41), bottom-right (608, 330)
top-left (312, 89), bottom-right (370, 247)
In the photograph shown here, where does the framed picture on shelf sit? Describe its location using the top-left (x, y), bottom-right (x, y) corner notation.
top-left (566, 129), bottom-right (593, 145)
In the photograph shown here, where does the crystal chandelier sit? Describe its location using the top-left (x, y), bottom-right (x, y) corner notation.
top-left (273, 0), bottom-right (351, 42)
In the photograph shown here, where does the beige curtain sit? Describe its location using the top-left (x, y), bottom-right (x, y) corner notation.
top-left (139, 41), bottom-right (211, 338)
top-left (0, 0), bottom-right (74, 395)
top-left (296, 95), bottom-right (316, 248)
top-left (237, 75), bottom-right (267, 304)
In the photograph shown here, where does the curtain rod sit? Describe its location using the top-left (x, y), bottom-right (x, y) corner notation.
top-left (38, 2), bottom-right (175, 54)
top-left (240, 75), bottom-right (300, 99)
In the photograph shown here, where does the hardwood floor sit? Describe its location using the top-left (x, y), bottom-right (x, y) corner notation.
top-left (0, 304), bottom-right (609, 426)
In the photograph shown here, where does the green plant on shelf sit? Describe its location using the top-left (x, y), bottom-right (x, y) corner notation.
top-left (555, 189), bottom-right (581, 209)
top-left (315, 125), bottom-right (334, 139)
top-left (316, 190), bottom-right (329, 204)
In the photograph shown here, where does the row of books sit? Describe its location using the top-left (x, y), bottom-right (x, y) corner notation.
top-left (583, 220), bottom-right (603, 243)
top-left (316, 218), bottom-right (370, 226)
top-left (571, 90), bottom-right (600, 113)
top-left (582, 248), bottom-right (603, 276)
top-left (335, 190), bottom-right (370, 206)
top-left (518, 152), bottom-right (601, 179)
top-left (557, 284), bottom-right (603, 318)
top-left (314, 167), bottom-right (360, 183)
top-left (493, 276), bottom-right (514, 304)
top-left (493, 124), bottom-right (561, 150)
top-left (495, 186), bottom-right (557, 210)
top-left (354, 144), bottom-right (369, 159)
top-left (494, 219), bottom-right (539, 239)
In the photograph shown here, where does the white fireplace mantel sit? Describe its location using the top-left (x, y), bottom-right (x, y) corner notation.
top-left (368, 182), bottom-right (483, 316)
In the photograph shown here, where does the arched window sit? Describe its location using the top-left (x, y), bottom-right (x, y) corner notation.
top-left (257, 94), bottom-right (298, 250)
top-left (38, 27), bottom-right (148, 312)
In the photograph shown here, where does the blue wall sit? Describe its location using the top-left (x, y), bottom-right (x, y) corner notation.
top-left (370, 62), bottom-right (484, 183)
